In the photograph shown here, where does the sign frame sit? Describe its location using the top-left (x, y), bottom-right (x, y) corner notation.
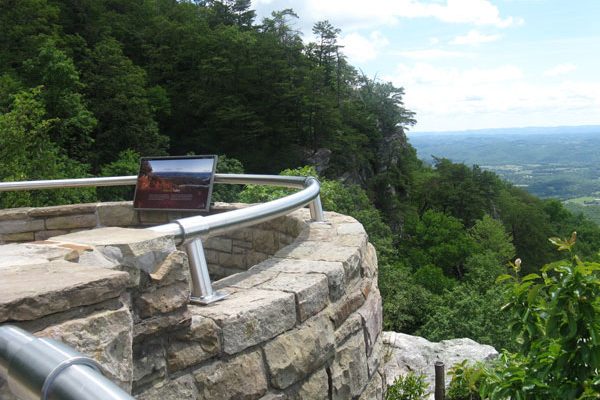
top-left (133, 155), bottom-right (218, 212)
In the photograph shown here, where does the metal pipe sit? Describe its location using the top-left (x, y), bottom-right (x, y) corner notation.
top-left (185, 238), bottom-right (229, 304)
top-left (0, 325), bottom-right (134, 400)
top-left (148, 176), bottom-right (323, 242)
top-left (309, 194), bottom-right (325, 222)
top-left (0, 176), bottom-right (138, 191)
top-left (0, 174), bottom-right (307, 192)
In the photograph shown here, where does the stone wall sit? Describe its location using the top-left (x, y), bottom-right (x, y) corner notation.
top-left (0, 203), bottom-right (384, 400)
top-left (0, 203), bottom-right (297, 281)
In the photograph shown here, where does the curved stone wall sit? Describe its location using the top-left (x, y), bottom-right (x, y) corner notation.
top-left (0, 202), bottom-right (384, 399)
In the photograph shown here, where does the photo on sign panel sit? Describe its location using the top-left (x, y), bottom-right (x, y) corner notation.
top-left (133, 155), bottom-right (217, 212)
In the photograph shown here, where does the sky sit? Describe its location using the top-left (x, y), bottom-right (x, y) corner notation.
top-left (148, 158), bottom-right (215, 173)
top-left (250, 0), bottom-right (600, 132)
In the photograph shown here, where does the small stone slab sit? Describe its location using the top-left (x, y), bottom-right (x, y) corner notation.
top-left (51, 227), bottom-right (168, 247)
top-left (192, 289), bottom-right (296, 354)
top-left (260, 272), bottom-right (329, 322)
top-left (290, 368), bottom-right (329, 400)
top-left (263, 315), bottom-right (335, 389)
top-left (45, 213), bottom-right (98, 230)
top-left (166, 315), bottom-right (221, 372)
top-left (276, 241), bottom-right (363, 284)
top-left (97, 202), bottom-right (138, 227)
top-left (137, 375), bottom-right (199, 400)
top-left (0, 218), bottom-right (44, 234)
top-left (193, 350), bottom-right (268, 400)
top-left (357, 289), bottom-right (383, 355)
top-left (0, 261), bottom-right (129, 322)
top-left (36, 306), bottom-right (133, 391)
top-left (28, 203), bottom-right (98, 217)
top-left (252, 258), bottom-right (346, 301)
top-left (51, 227), bottom-right (176, 274)
top-left (330, 332), bottom-right (369, 400)
top-left (0, 243), bottom-right (76, 269)
top-left (0, 207), bottom-right (32, 221)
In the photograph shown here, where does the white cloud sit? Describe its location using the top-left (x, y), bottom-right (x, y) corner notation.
top-left (396, 49), bottom-right (470, 60)
top-left (393, 63), bottom-right (522, 85)
top-left (253, 0), bottom-right (520, 30)
top-left (544, 63), bottom-right (577, 77)
top-left (385, 63), bottom-right (600, 131)
top-left (451, 30), bottom-right (502, 45)
top-left (340, 31), bottom-right (389, 63)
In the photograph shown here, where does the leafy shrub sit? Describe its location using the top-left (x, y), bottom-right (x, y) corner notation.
top-left (448, 233), bottom-right (600, 400)
top-left (0, 88), bottom-right (95, 208)
top-left (385, 372), bottom-right (429, 400)
top-left (211, 155), bottom-right (244, 203)
top-left (447, 360), bottom-right (484, 400)
top-left (380, 262), bottom-right (432, 333)
top-left (97, 149), bottom-right (140, 201)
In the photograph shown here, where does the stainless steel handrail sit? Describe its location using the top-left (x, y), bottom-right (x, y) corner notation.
top-left (0, 174), bottom-right (306, 192)
top-left (0, 174), bottom-right (325, 398)
top-left (0, 325), bottom-right (134, 400)
top-left (0, 173), bottom-right (325, 303)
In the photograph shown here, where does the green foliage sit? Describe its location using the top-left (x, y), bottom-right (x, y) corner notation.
top-left (447, 360), bottom-right (483, 400)
top-left (23, 39), bottom-right (96, 160)
top-left (417, 284), bottom-right (513, 351)
top-left (97, 149), bottom-right (141, 201)
top-left (82, 37), bottom-right (168, 168)
top-left (451, 234), bottom-right (600, 399)
top-left (469, 215), bottom-right (515, 263)
top-left (404, 210), bottom-right (474, 278)
top-left (385, 372), bottom-right (429, 400)
top-left (0, 88), bottom-right (94, 207)
top-left (413, 264), bottom-right (455, 294)
top-left (380, 262), bottom-right (431, 333)
top-left (212, 155), bottom-right (245, 203)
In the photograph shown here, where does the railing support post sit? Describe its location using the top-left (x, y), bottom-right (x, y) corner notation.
top-left (184, 238), bottom-right (228, 305)
top-left (309, 194), bottom-right (325, 222)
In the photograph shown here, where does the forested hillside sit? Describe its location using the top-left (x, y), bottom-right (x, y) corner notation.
top-left (2, 3), bottom-right (600, 396)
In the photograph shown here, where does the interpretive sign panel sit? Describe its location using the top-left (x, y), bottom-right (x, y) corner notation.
top-left (133, 155), bottom-right (217, 211)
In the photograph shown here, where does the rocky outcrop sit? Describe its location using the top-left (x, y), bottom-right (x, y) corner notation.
top-left (382, 331), bottom-right (498, 397)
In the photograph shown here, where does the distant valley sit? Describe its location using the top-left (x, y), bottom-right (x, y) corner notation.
top-left (408, 125), bottom-right (600, 224)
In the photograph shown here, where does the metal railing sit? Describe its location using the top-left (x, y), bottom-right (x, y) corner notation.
top-left (0, 325), bottom-right (134, 400)
top-left (0, 173), bottom-right (324, 400)
top-left (0, 173), bottom-right (325, 303)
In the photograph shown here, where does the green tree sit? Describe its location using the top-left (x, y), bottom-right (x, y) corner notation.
top-left (469, 214), bottom-right (516, 263)
top-left (404, 210), bottom-right (474, 278)
top-left (0, 88), bottom-right (93, 207)
top-left (82, 37), bottom-right (168, 168)
top-left (23, 40), bottom-right (96, 160)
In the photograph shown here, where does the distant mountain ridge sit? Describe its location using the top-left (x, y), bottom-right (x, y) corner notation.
top-left (408, 125), bottom-right (600, 137)
top-left (406, 125), bottom-right (600, 200)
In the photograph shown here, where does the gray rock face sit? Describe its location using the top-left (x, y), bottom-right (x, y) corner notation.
top-left (382, 331), bottom-right (499, 397)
